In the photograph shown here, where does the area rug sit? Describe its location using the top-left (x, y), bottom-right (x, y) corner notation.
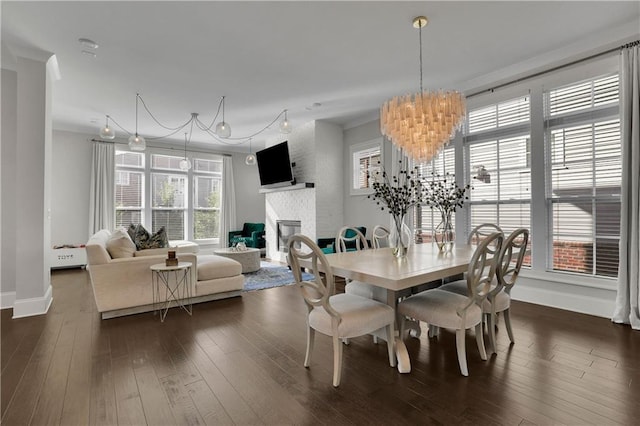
top-left (243, 261), bottom-right (313, 292)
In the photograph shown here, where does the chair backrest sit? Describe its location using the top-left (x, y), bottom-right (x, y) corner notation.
top-left (468, 223), bottom-right (503, 245)
top-left (335, 226), bottom-right (368, 253)
top-left (242, 222), bottom-right (265, 236)
top-left (496, 228), bottom-right (529, 294)
top-left (464, 231), bottom-right (504, 307)
top-left (372, 225), bottom-right (391, 249)
top-left (286, 234), bottom-right (340, 319)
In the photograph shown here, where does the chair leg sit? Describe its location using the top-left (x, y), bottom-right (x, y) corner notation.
top-left (475, 322), bottom-right (487, 360)
top-left (385, 324), bottom-right (396, 368)
top-left (372, 335), bottom-right (379, 344)
top-left (332, 334), bottom-right (343, 387)
top-left (304, 327), bottom-right (315, 367)
top-left (455, 329), bottom-right (469, 376)
top-left (503, 308), bottom-right (515, 343)
top-left (486, 312), bottom-right (497, 355)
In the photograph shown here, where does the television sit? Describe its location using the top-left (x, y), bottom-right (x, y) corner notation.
top-left (256, 141), bottom-right (295, 188)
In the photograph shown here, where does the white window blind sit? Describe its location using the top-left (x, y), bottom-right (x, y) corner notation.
top-left (115, 151), bottom-right (144, 229)
top-left (545, 73), bottom-right (620, 277)
top-left (464, 95), bottom-right (532, 265)
top-left (350, 140), bottom-right (382, 195)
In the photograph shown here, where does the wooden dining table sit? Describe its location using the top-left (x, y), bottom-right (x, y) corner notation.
top-left (319, 243), bottom-right (477, 373)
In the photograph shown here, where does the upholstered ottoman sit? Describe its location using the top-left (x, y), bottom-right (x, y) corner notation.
top-left (194, 255), bottom-right (244, 296)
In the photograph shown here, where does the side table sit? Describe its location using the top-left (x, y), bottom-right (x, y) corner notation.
top-left (150, 262), bottom-right (193, 322)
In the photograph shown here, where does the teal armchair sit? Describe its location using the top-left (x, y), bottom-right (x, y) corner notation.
top-left (317, 226), bottom-right (367, 254)
top-left (229, 222), bottom-right (266, 249)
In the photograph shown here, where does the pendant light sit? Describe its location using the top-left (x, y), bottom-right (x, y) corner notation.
top-left (128, 94), bottom-right (146, 151)
top-left (279, 109), bottom-right (292, 134)
top-left (99, 115), bottom-right (115, 139)
top-left (215, 95), bottom-right (231, 138)
top-left (245, 138), bottom-right (256, 166)
top-left (179, 133), bottom-right (192, 171)
top-left (380, 16), bottom-right (465, 162)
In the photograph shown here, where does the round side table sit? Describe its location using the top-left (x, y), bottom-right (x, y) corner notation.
top-left (150, 261), bottom-right (192, 322)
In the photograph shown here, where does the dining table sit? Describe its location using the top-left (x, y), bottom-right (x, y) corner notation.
top-left (318, 242), bottom-right (478, 373)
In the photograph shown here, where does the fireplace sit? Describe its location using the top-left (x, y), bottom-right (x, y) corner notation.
top-left (277, 220), bottom-right (301, 252)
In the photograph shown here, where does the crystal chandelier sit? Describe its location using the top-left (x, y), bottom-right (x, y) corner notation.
top-left (380, 16), bottom-right (466, 163)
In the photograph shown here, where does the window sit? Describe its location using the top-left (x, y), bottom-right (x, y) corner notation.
top-left (350, 139), bottom-right (382, 195)
top-left (115, 149), bottom-right (224, 242)
top-left (192, 158), bottom-right (222, 240)
top-left (414, 145), bottom-right (455, 242)
top-left (115, 151), bottom-right (144, 229)
top-left (464, 95), bottom-right (532, 265)
top-left (545, 74), bottom-right (620, 277)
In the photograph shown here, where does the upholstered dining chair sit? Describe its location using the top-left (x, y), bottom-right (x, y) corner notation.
top-left (372, 225), bottom-right (391, 249)
top-left (286, 234), bottom-right (396, 387)
top-left (439, 228), bottom-right (529, 354)
top-left (398, 232), bottom-right (504, 376)
top-left (338, 227), bottom-right (386, 303)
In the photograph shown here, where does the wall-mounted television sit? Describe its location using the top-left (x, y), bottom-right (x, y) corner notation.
top-left (256, 141), bottom-right (295, 188)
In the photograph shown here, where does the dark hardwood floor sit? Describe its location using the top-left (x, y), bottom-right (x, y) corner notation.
top-left (1, 268), bottom-right (639, 425)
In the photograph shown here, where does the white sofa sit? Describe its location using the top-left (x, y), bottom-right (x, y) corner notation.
top-left (86, 229), bottom-right (244, 319)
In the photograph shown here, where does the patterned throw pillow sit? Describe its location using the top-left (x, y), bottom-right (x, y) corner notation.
top-left (127, 223), bottom-right (137, 242)
top-left (132, 224), bottom-right (169, 250)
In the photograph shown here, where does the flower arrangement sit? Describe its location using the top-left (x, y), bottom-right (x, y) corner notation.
top-left (367, 162), bottom-right (471, 254)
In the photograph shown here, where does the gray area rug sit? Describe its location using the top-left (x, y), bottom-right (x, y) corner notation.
top-left (243, 261), bottom-right (313, 292)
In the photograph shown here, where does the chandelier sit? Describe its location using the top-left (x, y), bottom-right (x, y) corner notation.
top-left (98, 94), bottom-right (292, 160)
top-left (380, 16), bottom-right (465, 163)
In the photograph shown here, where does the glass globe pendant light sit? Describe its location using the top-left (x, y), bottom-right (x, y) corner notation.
top-left (279, 109), bottom-right (292, 134)
top-left (179, 133), bottom-right (192, 171)
top-left (99, 115), bottom-right (115, 139)
top-left (128, 94), bottom-right (146, 151)
top-left (215, 95), bottom-right (231, 138)
top-left (245, 138), bottom-right (256, 166)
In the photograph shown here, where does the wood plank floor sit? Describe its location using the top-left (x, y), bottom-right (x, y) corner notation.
top-left (1, 268), bottom-right (639, 425)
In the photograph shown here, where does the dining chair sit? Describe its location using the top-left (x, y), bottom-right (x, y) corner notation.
top-left (397, 232), bottom-right (504, 376)
top-left (338, 227), bottom-right (387, 302)
top-left (372, 225), bottom-right (391, 248)
top-left (439, 228), bottom-right (529, 354)
top-left (468, 223), bottom-right (503, 245)
top-left (286, 234), bottom-right (396, 387)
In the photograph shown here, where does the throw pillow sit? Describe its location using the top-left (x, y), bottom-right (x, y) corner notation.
top-left (127, 223), bottom-right (137, 242)
top-left (106, 228), bottom-right (137, 258)
top-left (133, 224), bottom-right (169, 250)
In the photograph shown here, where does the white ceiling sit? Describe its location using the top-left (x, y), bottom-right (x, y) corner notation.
top-left (2, 1), bottom-right (639, 152)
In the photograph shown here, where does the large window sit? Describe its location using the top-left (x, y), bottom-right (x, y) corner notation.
top-left (115, 149), bottom-right (224, 242)
top-left (461, 62), bottom-right (621, 281)
top-left (545, 74), bottom-right (620, 277)
top-left (464, 95), bottom-right (532, 256)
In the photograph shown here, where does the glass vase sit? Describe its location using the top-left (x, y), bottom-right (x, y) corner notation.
top-left (434, 211), bottom-right (455, 252)
top-left (390, 214), bottom-right (412, 258)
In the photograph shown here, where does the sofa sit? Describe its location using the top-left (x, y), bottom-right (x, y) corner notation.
top-left (86, 229), bottom-right (244, 319)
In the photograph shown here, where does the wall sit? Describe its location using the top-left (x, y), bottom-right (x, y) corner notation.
top-left (51, 130), bottom-right (93, 245)
top-left (231, 152), bottom-right (265, 233)
top-left (1, 69), bottom-right (18, 307)
top-left (342, 119), bottom-right (389, 239)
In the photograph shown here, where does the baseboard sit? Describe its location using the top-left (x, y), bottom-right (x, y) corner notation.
top-left (12, 285), bottom-right (53, 318)
top-left (512, 277), bottom-right (616, 319)
top-left (0, 291), bottom-right (16, 309)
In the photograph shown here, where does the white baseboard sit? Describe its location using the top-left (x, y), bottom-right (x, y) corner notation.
top-left (512, 276), bottom-right (616, 319)
top-left (0, 291), bottom-right (16, 309)
top-left (12, 285), bottom-right (53, 318)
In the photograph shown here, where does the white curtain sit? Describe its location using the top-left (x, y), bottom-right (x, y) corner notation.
top-left (88, 141), bottom-right (115, 234)
top-left (613, 43), bottom-right (640, 330)
top-left (219, 155), bottom-right (237, 247)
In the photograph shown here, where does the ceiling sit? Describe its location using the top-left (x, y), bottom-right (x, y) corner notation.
top-left (2, 1), bottom-right (639, 152)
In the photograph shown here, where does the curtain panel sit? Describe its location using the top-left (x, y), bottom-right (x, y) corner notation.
top-left (612, 43), bottom-right (640, 330)
top-left (220, 156), bottom-right (237, 247)
top-left (88, 141), bottom-right (115, 234)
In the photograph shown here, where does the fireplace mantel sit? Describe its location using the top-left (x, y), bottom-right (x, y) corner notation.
top-left (258, 182), bottom-right (314, 194)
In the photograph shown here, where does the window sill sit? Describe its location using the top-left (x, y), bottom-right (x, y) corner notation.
top-left (519, 269), bottom-right (617, 290)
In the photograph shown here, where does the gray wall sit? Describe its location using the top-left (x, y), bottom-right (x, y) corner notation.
top-left (342, 119), bottom-right (389, 239)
